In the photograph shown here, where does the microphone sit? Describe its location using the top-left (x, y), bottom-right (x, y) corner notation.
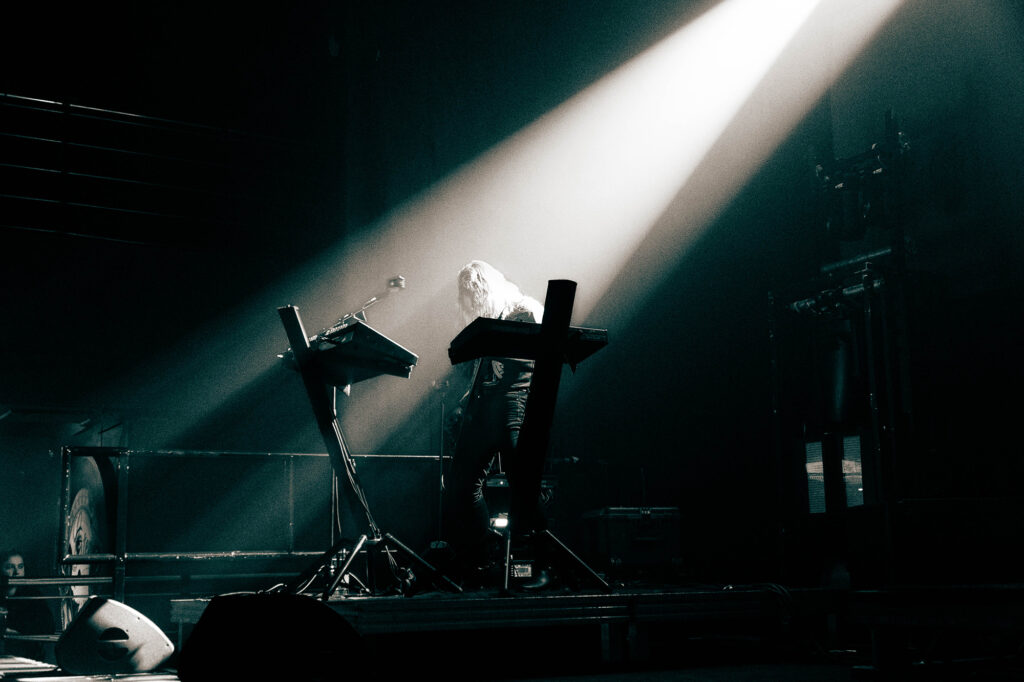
top-left (326, 275), bottom-right (407, 329)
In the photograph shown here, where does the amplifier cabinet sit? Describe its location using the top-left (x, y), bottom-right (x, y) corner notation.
top-left (581, 506), bottom-right (683, 579)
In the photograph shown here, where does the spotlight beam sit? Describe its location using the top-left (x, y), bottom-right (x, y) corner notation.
top-left (85, 0), bottom-right (904, 457)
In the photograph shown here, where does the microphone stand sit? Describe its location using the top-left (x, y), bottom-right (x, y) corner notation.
top-left (326, 276), bottom-right (406, 332)
top-left (436, 379), bottom-right (448, 540)
top-left (278, 276), bottom-right (407, 376)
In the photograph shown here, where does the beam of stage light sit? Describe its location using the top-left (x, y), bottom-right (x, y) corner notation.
top-left (85, 0), bottom-right (903, 456)
top-left (283, 0), bottom-right (905, 451)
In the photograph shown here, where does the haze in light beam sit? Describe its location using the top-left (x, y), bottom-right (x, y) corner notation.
top-left (87, 0), bottom-right (904, 455)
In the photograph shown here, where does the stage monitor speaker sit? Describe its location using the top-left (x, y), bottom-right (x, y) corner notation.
top-left (55, 596), bottom-right (174, 674)
top-left (176, 592), bottom-right (364, 682)
top-left (581, 506), bottom-right (683, 578)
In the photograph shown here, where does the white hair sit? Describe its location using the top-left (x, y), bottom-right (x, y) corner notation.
top-left (457, 260), bottom-right (542, 325)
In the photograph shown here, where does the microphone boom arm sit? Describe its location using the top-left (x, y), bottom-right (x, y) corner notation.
top-left (332, 275), bottom-right (406, 327)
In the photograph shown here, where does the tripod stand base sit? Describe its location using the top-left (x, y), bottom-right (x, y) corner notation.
top-left (381, 532), bottom-right (463, 595)
top-left (285, 531), bottom-right (462, 600)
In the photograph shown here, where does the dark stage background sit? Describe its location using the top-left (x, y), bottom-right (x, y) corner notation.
top-left (2, 0), bottom-right (1023, 601)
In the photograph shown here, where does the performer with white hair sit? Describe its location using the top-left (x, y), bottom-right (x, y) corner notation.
top-left (446, 260), bottom-right (543, 586)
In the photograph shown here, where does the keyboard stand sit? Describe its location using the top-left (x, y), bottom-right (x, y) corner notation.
top-left (449, 281), bottom-right (611, 593)
top-left (275, 305), bottom-right (461, 598)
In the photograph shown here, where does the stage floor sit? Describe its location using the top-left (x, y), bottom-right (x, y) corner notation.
top-left (7, 584), bottom-right (1023, 680)
top-left (166, 582), bottom-right (1024, 678)
top-left (172, 582), bottom-right (806, 636)
top-left (169, 581), bottom-right (832, 678)
top-left (172, 581), bottom-right (815, 622)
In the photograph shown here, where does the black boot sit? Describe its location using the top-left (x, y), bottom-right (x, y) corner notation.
top-left (460, 528), bottom-right (507, 590)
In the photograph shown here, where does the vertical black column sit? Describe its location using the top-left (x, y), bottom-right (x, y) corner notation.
top-left (509, 280), bottom-right (576, 535)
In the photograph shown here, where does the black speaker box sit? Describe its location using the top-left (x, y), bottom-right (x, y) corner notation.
top-left (176, 592), bottom-right (364, 682)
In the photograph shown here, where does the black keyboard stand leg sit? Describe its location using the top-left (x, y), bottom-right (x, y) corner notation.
top-left (501, 530), bottom-right (513, 596)
top-left (382, 532), bottom-right (463, 594)
top-left (320, 534), bottom-right (369, 600)
top-left (500, 528), bottom-right (612, 594)
top-left (540, 529), bottom-right (612, 593)
top-left (280, 534), bottom-right (362, 596)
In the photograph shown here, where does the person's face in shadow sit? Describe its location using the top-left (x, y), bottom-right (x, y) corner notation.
top-left (2, 554), bottom-right (25, 578)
